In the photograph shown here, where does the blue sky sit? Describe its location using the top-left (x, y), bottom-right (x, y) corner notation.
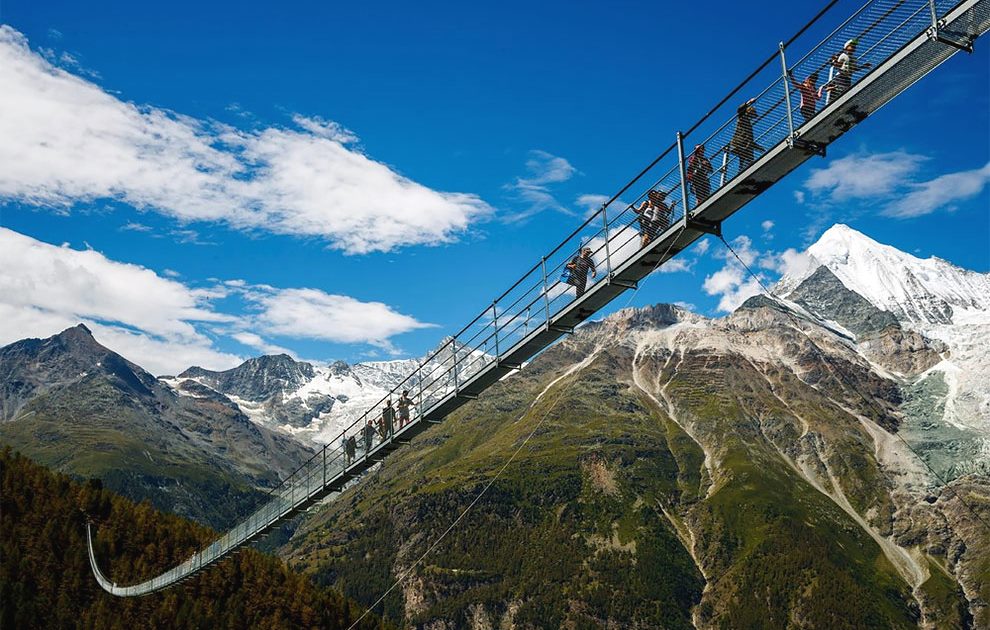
top-left (0, 0), bottom-right (987, 374)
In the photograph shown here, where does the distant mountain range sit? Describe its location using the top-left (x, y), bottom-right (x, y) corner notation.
top-left (0, 324), bottom-right (315, 528)
top-left (165, 338), bottom-right (486, 446)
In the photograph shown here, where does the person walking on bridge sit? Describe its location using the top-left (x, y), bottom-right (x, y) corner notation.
top-left (687, 144), bottom-right (713, 205)
top-left (345, 434), bottom-right (356, 464)
top-left (379, 399), bottom-right (396, 438)
top-left (634, 197), bottom-right (660, 247)
top-left (363, 417), bottom-right (376, 454)
top-left (397, 390), bottom-right (413, 428)
top-left (566, 247), bottom-right (597, 297)
top-left (635, 189), bottom-right (673, 247)
top-left (730, 98), bottom-right (765, 172)
top-left (788, 69), bottom-right (823, 123)
top-left (828, 38), bottom-right (872, 98)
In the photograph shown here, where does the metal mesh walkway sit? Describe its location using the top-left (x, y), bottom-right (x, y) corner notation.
top-left (89, 0), bottom-right (989, 596)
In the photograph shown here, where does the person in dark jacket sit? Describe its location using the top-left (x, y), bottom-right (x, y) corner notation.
top-left (633, 199), bottom-right (660, 247)
top-left (648, 189), bottom-right (673, 233)
top-left (379, 399), bottom-right (395, 438)
top-left (345, 435), bottom-right (356, 464)
top-left (566, 247), bottom-right (597, 297)
top-left (730, 98), bottom-right (765, 171)
top-left (363, 418), bottom-right (376, 454)
top-left (687, 144), bottom-right (714, 205)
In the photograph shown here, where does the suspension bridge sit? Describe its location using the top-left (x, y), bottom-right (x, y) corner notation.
top-left (89, 0), bottom-right (989, 596)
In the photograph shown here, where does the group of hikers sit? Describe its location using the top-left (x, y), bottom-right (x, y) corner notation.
top-left (342, 390), bottom-right (416, 463)
top-left (340, 40), bottom-right (878, 454)
top-left (560, 39), bottom-right (873, 300)
top-left (684, 40), bottom-right (872, 209)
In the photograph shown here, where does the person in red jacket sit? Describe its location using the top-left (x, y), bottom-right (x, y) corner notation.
top-left (788, 69), bottom-right (823, 123)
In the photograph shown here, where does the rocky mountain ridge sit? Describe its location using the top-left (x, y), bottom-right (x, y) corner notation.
top-left (0, 324), bottom-right (315, 528)
top-left (273, 225), bottom-right (989, 628)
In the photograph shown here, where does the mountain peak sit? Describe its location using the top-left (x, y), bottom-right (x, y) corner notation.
top-left (779, 224), bottom-right (990, 326)
top-left (55, 323), bottom-right (97, 344)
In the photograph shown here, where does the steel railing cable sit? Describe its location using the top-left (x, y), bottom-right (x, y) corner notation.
top-left (250, 0), bottom-right (861, 515)
top-left (212, 0), bottom-right (953, 567)
top-left (717, 233), bottom-right (990, 533)
top-left (88, 0), bottom-right (986, 596)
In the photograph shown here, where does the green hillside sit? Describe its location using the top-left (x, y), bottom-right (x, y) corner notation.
top-left (0, 447), bottom-right (389, 630)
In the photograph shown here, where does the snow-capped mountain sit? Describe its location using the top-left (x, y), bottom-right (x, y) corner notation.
top-left (776, 224), bottom-right (990, 477)
top-left (165, 339), bottom-right (490, 446)
top-left (778, 223), bottom-right (990, 326)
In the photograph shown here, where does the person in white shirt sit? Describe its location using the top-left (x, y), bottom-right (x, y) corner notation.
top-left (828, 38), bottom-right (872, 97)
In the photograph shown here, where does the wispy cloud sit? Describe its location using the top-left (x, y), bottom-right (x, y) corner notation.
top-left (0, 26), bottom-right (491, 254)
top-left (503, 150), bottom-right (577, 222)
top-left (800, 150), bottom-right (989, 220)
top-left (238, 285), bottom-right (435, 351)
top-left (804, 151), bottom-right (926, 201)
top-left (120, 221), bottom-right (153, 233)
top-left (884, 161), bottom-right (990, 218)
top-left (231, 332), bottom-right (298, 357)
top-left (0, 227), bottom-right (240, 374)
top-left (701, 235), bottom-right (807, 312)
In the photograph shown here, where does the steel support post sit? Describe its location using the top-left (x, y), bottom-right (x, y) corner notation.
top-left (492, 301), bottom-right (500, 357)
top-left (601, 204), bottom-right (612, 278)
top-left (452, 340), bottom-right (459, 392)
top-left (541, 256), bottom-right (551, 326)
top-left (779, 42), bottom-right (795, 144)
top-left (417, 363), bottom-right (424, 419)
top-left (676, 131), bottom-right (690, 226)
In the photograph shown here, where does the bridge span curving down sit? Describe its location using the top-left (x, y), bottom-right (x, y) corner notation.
top-left (89, 0), bottom-right (989, 596)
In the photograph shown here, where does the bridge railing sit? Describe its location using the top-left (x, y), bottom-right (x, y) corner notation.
top-left (99, 0), bottom-right (975, 594)
top-left (230, 0), bottom-right (956, 539)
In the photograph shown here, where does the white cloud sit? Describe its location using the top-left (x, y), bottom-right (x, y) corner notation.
top-left (0, 227), bottom-right (241, 373)
top-left (232, 332), bottom-right (298, 357)
top-left (243, 286), bottom-right (435, 348)
top-left (523, 150), bottom-right (576, 185)
top-left (0, 26), bottom-right (491, 254)
top-left (804, 151), bottom-right (926, 201)
top-left (576, 193), bottom-right (610, 218)
top-left (801, 151), bottom-right (988, 220)
top-left (0, 227), bottom-right (436, 373)
top-left (883, 161), bottom-right (990, 218)
top-left (793, 190), bottom-right (806, 204)
top-left (657, 257), bottom-right (694, 274)
top-left (693, 239), bottom-right (710, 255)
top-left (761, 220), bottom-right (774, 232)
top-left (702, 235), bottom-right (773, 312)
top-left (120, 222), bottom-right (153, 232)
top-left (504, 150), bottom-right (577, 222)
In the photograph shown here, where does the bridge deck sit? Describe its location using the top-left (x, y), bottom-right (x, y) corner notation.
top-left (89, 0), bottom-right (989, 596)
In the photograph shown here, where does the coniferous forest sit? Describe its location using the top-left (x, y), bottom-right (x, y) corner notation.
top-left (0, 447), bottom-right (391, 629)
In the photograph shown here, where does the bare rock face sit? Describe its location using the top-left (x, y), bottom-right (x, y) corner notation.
top-left (282, 298), bottom-right (988, 628)
top-left (859, 325), bottom-right (947, 376)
